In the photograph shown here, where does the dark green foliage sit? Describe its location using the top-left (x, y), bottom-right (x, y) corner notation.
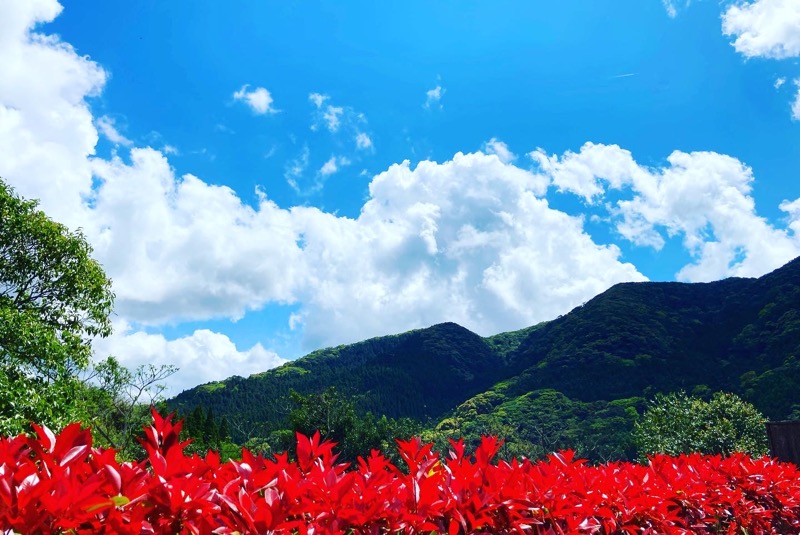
top-left (429, 388), bottom-right (643, 462)
top-left (282, 387), bottom-right (418, 464)
top-left (170, 256), bottom-right (800, 462)
top-left (503, 260), bottom-right (800, 417)
top-left (633, 391), bottom-right (768, 459)
top-left (179, 405), bottom-right (238, 458)
top-left (170, 322), bottom-right (505, 443)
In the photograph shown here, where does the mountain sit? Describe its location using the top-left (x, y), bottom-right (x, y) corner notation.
top-left (501, 256), bottom-right (800, 415)
top-left (169, 256), bottom-right (800, 459)
top-left (169, 322), bottom-right (538, 439)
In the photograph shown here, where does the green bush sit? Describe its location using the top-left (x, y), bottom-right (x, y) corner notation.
top-left (633, 391), bottom-right (768, 460)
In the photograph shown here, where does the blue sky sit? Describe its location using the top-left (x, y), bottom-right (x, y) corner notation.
top-left (1, 0), bottom-right (799, 393)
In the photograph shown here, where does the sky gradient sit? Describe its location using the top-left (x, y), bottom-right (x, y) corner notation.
top-left (1, 0), bottom-right (799, 394)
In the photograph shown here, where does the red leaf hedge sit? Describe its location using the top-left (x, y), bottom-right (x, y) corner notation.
top-left (1, 409), bottom-right (799, 534)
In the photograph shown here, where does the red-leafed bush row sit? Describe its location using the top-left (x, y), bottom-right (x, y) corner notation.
top-left (2, 411), bottom-right (800, 534)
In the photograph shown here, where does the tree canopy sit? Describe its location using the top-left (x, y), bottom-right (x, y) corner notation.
top-left (0, 178), bottom-right (114, 433)
top-left (633, 391), bottom-right (768, 459)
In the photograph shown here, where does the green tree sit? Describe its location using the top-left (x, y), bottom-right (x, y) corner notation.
top-left (0, 179), bottom-right (114, 434)
top-left (285, 387), bottom-right (419, 463)
top-left (633, 391), bottom-right (768, 460)
top-left (79, 356), bottom-right (177, 458)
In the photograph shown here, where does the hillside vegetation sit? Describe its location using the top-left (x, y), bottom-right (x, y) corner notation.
top-left (170, 256), bottom-right (800, 460)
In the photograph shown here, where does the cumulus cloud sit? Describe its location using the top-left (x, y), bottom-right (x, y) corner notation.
top-left (88, 149), bottom-right (304, 324)
top-left (0, 0), bottom-right (105, 229)
top-left (287, 152), bottom-right (645, 347)
top-left (532, 143), bottom-right (800, 281)
top-left (94, 320), bottom-right (287, 395)
top-left (722, 0), bottom-right (800, 59)
top-left (4, 1), bottom-right (799, 393)
top-left (233, 84), bottom-right (278, 115)
top-left (83, 146), bottom-right (647, 349)
top-left (775, 77), bottom-right (787, 89)
top-left (424, 85), bottom-right (445, 109)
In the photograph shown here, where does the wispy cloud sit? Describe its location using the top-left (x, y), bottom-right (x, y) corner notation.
top-left (320, 155), bottom-right (350, 176)
top-left (482, 138), bottom-right (516, 163)
top-left (309, 92), bottom-right (328, 108)
top-left (285, 145), bottom-right (310, 192)
top-left (97, 115), bottom-right (132, 146)
top-left (662, 0), bottom-right (691, 18)
top-left (424, 84), bottom-right (445, 109)
top-left (355, 132), bottom-right (373, 150)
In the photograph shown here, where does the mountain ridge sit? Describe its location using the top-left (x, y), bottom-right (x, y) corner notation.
top-left (169, 256), bottom-right (800, 458)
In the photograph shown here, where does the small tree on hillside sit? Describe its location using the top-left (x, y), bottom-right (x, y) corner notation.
top-left (633, 391), bottom-right (768, 460)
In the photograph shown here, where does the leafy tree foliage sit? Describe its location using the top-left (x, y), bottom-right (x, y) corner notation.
top-left (284, 387), bottom-right (419, 464)
top-left (0, 179), bottom-right (113, 434)
top-left (179, 404), bottom-right (239, 460)
top-left (429, 388), bottom-right (643, 462)
top-left (633, 391), bottom-right (768, 459)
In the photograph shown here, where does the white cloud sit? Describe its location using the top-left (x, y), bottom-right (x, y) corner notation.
top-left (424, 85), bottom-right (445, 109)
top-left (96, 115), bottom-right (132, 146)
top-left (287, 152), bottom-right (645, 347)
top-left (320, 156), bottom-right (338, 176)
top-left (722, 0), bottom-right (800, 59)
top-left (309, 94), bottom-right (370, 145)
top-left (80, 146), bottom-right (646, 350)
top-left (0, 0), bottom-right (105, 229)
top-left (94, 320), bottom-right (287, 395)
top-left (285, 145), bottom-right (310, 193)
top-left (533, 142), bottom-right (800, 281)
top-left (792, 79), bottom-right (800, 120)
top-left (163, 144), bottom-right (179, 155)
top-left (308, 93), bottom-right (346, 132)
top-left (662, 0), bottom-right (691, 18)
top-left (322, 105), bottom-right (344, 132)
top-left (232, 84), bottom-right (278, 115)
top-left (319, 155), bottom-right (350, 176)
top-left (355, 132), bottom-right (373, 150)
top-left (89, 149), bottom-right (304, 324)
top-left (4, 2), bottom-right (799, 393)
top-left (308, 92), bottom-right (328, 108)
top-left (775, 76), bottom-right (787, 88)
top-left (482, 138), bottom-right (516, 163)
top-left (780, 197), bottom-right (800, 235)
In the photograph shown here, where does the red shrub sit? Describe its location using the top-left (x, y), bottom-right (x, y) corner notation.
top-left (1, 409), bottom-right (799, 534)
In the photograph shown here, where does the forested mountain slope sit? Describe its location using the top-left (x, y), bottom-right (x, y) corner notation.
top-left (169, 322), bottom-right (539, 440)
top-left (170, 256), bottom-right (800, 455)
